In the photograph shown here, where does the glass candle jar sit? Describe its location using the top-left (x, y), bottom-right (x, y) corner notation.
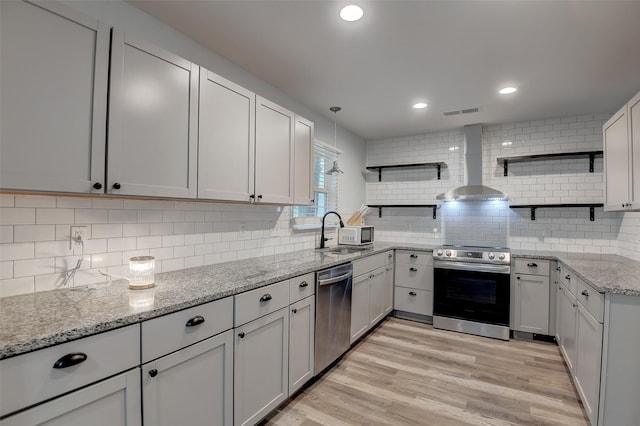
top-left (129, 256), bottom-right (155, 289)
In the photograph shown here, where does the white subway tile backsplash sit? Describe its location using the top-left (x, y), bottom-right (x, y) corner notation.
top-left (0, 226), bottom-right (13, 243)
top-left (13, 258), bottom-right (55, 278)
top-left (35, 273), bottom-right (65, 292)
top-left (14, 225), bottom-right (55, 242)
top-left (1, 242), bottom-right (35, 261)
top-left (35, 241), bottom-right (69, 258)
top-left (75, 209), bottom-right (108, 224)
top-left (109, 209), bottom-right (138, 223)
top-left (36, 208), bottom-right (74, 224)
top-left (57, 197), bottom-right (92, 208)
top-left (0, 208), bottom-right (35, 225)
top-left (123, 223), bottom-right (150, 237)
top-left (92, 224), bottom-right (123, 239)
top-left (0, 195), bottom-right (15, 207)
top-left (91, 252), bottom-right (123, 269)
top-left (137, 236), bottom-right (162, 250)
top-left (15, 195), bottom-right (56, 208)
top-left (0, 262), bottom-right (13, 279)
top-left (107, 237), bottom-right (137, 252)
top-left (1, 277), bottom-right (34, 297)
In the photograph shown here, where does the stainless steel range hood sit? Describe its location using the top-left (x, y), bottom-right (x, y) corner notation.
top-left (436, 124), bottom-right (508, 201)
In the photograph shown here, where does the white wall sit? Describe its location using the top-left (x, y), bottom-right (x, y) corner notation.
top-left (365, 113), bottom-right (640, 258)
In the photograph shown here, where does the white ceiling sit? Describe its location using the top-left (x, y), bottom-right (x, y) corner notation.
top-left (129, 0), bottom-right (640, 140)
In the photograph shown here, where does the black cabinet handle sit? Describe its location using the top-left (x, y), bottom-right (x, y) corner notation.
top-left (409, 291), bottom-right (417, 296)
top-left (311, 199), bottom-right (315, 203)
top-left (185, 315), bottom-right (205, 327)
top-left (299, 281), bottom-right (309, 288)
top-left (565, 275), bottom-right (571, 280)
top-left (516, 276), bottom-right (521, 280)
top-left (410, 254), bottom-right (418, 258)
top-left (259, 294), bottom-right (272, 302)
top-left (292, 308), bottom-right (297, 314)
top-left (238, 332), bottom-right (245, 339)
top-left (257, 194), bottom-right (263, 200)
top-left (92, 182), bottom-right (102, 190)
top-left (53, 352), bottom-right (87, 369)
top-left (573, 303), bottom-right (578, 308)
top-left (556, 266), bottom-right (561, 271)
top-left (249, 194), bottom-right (255, 199)
top-left (112, 182), bottom-right (121, 190)
top-left (388, 253), bottom-right (393, 258)
top-left (409, 267), bottom-right (418, 272)
top-left (527, 263), bottom-right (537, 267)
top-left (581, 290), bottom-right (589, 297)
top-left (149, 369), bottom-right (158, 377)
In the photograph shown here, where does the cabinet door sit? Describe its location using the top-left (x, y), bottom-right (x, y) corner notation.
top-left (108, 31), bottom-right (198, 198)
top-left (368, 267), bottom-right (387, 327)
top-left (383, 264), bottom-right (394, 315)
top-left (199, 69), bottom-right (255, 202)
top-left (574, 304), bottom-right (603, 426)
top-left (289, 295), bottom-right (315, 395)
top-left (293, 116), bottom-right (314, 205)
top-left (234, 308), bottom-right (289, 426)
top-left (350, 274), bottom-right (370, 344)
top-left (630, 91), bottom-right (640, 209)
top-left (254, 96), bottom-right (294, 204)
top-left (142, 330), bottom-right (233, 426)
top-left (603, 104), bottom-right (630, 211)
top-left (0, 0), bottom-right (109, 193)
top-left (0, 369), bottom-right (140, 426)
top-left (558, 285), bottom-right (577, 372)
top-left (513, 274), bottom-right (550, 334)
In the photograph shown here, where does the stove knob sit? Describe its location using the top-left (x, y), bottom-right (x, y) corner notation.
top-left (488, 252), bottom-right (495, 260)
top-left (445, 250), bottom-right (452, 257)
top-left (436, 250), bottom-right (443, 256)
top-left (498, 253), bottom-right (506, 260)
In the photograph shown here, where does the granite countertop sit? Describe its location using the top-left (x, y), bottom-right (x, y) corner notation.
top-left (2, 242), bottom-right (640, 360)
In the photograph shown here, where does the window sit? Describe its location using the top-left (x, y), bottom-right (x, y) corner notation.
top-left (292, 143), bottom-right (339, 217)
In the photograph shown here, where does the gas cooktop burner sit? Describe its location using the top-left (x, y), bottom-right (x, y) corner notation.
top-left (433, 245), bottom-right (511, 264)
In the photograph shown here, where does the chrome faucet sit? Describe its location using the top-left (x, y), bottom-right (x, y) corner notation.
top-left (320, 211), bottom-right (345, 249)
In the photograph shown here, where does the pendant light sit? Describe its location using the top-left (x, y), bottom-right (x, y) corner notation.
top-left (326, 106), bottom-right (344, 175)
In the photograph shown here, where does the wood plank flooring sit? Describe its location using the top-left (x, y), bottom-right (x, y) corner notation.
top-left (263, 317), bottom-right (589, 426)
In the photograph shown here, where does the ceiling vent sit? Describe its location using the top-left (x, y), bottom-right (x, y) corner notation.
top-left (443, 107), bottom-right (479, 117)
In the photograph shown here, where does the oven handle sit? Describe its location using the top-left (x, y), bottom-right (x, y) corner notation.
top-left (434, 261), bottom-right (510, 274)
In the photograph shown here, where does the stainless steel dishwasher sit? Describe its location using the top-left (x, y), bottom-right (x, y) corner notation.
top-left (314, 262), bottom-right (353, 375)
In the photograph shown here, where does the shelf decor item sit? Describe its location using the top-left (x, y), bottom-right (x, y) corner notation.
top-left (129, 256), bottom-right (155, 289)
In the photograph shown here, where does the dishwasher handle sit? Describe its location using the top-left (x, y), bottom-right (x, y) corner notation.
top-left (318, 271), bottom-right (353, 286)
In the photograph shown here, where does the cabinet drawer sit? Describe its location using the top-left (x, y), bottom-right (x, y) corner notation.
top-left (394, 264), bottom-right (433, 291)
top-left (353, 252), bottom-right (388, 277)
top-left (577, 278), bottom-right (604, 323)
top-left (395, 250), bottom-right (433, 266)
top-left (235, 280), bottom-right (290, 326)
top-left (142, 297), bottom-right (233, 363)
top-left (0, 324), bottom-right (139, 417)
top-left (514, 258), bottom-right (550, 276)
top-left (560, 266), bottom-right (577, 296)
top-left (394, 287), bottom-right (433, 316)
top-left (289, 272), bottom-right (315, 303)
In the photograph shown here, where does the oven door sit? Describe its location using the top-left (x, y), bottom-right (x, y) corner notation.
top-left (433, 261), bottom-right (510, 326)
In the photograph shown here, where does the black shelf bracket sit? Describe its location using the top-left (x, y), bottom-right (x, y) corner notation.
top-left (433, 206), bottom-right (437, 220)
top-left (366, 162), bottom-right (446, 182)
top-left (436, 164), bottom-right (441, 180)
top-left (503, 159), bottom-right (509, 177)
top-left (509, 203), bottom-right (603, 222)
top-left (530, 207), bottom-right (537, 221)
top-left (590, 206), bottom-right (595, 221)
top-left (589, 153), bottom-right (595, 173)
top-left (368, 204), bottom-right (438, 219)
top-left (497, 151), bottom-right (602, 176)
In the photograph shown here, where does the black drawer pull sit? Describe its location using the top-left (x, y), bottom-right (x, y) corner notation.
top-left (292, 308), bottom-right (297, 314)
top-left (581, 290), bottom-right (589, 297)
top-left (185, 315), bottom-right (205, 327)
top-left (409, 291), bottom-right (417, 296)
top-left (238, 332), bottom-right (245, 339)
top-left (565, 275), bottom-right (571, 280)
top-left (149, 369), bottom-right (158, 377)
top-left (527, 263), bottom-right (537, 267)
top-left (299, 281), bottom-right (309, 288)
top-left (409, 267), bottom-right (418, 272)
top-left (92, 182), bottom-right (102, 190)
top-left (556, 266), bottom-right (561, 271)
top-left (388, 253), bottom-right (393, 258)
top-left (516, 276), bottom-right (521, 280)
top-left (260, 294), bottom-right (272, 302)
top-left (53, 352), bottom-right (87, 369)
top-left (410, 254), bottom-right (418, 258)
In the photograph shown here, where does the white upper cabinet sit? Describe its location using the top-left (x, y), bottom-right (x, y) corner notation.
top-left (199, 69), bottom-right (255, 202)
top-left (603, 90), bottom-right (640, 211)
top-left (254, 96), bottom-right (295, 204)
top-left (293, 116), bottom-right (314, 206)
top-left (107, 31), bottom-right (198, 198)
top-left (0, 0), bottom-right (109, 193)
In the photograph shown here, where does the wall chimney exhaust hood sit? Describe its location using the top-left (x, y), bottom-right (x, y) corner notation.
top-left (436, 124), bottom-right (508, 202)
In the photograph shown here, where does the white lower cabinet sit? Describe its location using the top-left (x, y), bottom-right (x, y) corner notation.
top-left (368, 267), bottom-right (387, 327)
top-left (234, 308), bottom-right (289, 426)
top-left (383, 262), bottom-right (394, 315)
top-left (350, 273), bottom-right (370, 343)
top-left (0, 369), bottom-right (141, 426)
top-left (574, 304), bottom-right (603, 425)
top-left (142, 330), bottom-right (234, 426)
top-left (394, 250), bottom-right (434, 318)
top-left (289, 295), bottom-right (315, 395)
top-left (512, 274), bottom-right (550, 334)
top-left (557, 283), bottom-right (578, 371)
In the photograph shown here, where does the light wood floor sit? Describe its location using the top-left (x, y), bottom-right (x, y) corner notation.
top-left (263, 317), bottom-right (589, 426)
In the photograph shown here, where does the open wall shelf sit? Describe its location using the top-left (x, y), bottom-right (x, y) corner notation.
top-left (509, 203), bottom-right (604, 221)
top-left (366, 162), bottom-right (447, 181)
top-left (497, 151), bottom-right (603, 176)
top-left (367, 204), bottom-right (439, 219)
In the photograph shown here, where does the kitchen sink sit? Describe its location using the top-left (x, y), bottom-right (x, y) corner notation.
top-left (316, 246), bottom-right (372, 255)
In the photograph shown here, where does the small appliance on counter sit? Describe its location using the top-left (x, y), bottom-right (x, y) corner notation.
top-left (338, 225), bottom-right (374, 246)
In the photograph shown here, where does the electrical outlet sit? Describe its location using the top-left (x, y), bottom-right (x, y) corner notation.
top-left (70, 226), bottom-right (88, 251)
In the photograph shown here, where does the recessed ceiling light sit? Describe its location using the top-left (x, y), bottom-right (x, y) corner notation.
top-left (340, 5), bottom-right (364, 22)
top-left (499, 86), bottom-right (518, 95)
top-left (413, 102), bottom-right (428, 109)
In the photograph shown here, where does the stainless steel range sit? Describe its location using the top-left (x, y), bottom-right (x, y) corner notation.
top-left (433, 245), bottom-right (511, 340)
